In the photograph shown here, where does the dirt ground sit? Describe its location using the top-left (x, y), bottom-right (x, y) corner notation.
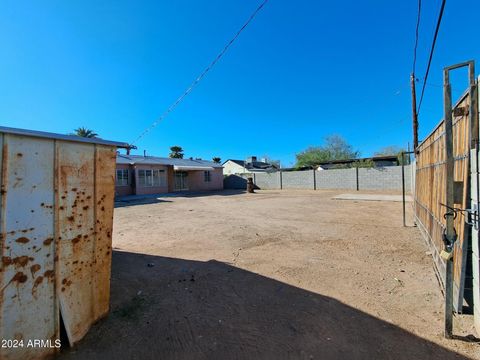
top-left (62, 190), bottom-right (479, 359)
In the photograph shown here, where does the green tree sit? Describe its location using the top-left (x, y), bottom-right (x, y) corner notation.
top-left (212, 157), bottom-right (221, 163)
top-left (72, 127), bottom-right (98, 138)
top-left (295, 135), bottom-right (359, 168)
top-left (169, 146), bottom-right (184, 159)
top-left (374, 146), bottom-right (403, 157)
top-left (374, 146), bottom-right (408, 165)
top-left (351, 159), bottom-right (375, 168)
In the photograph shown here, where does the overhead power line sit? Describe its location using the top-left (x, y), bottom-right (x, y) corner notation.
top-left (412, 0), bottom-right (422, 73)
top-left (131, 0), bottom-right (269, 146)
top-left (416, 0), bottom-right (446, 116)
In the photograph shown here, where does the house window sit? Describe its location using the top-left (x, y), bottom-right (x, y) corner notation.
top-left (153, 169), bottom-right (166, 186)
top-left (204, 170), bottom-right (211, 182)
top-left (116, 169), bottom-right (129, 186)
top-left (138, 169), bottom-right (166, 187)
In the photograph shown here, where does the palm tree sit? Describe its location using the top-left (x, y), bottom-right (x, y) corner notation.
top-left (212, 157), bottom-right (221, 163)
top-left (73, 127), bottom-right (98, 138)
top-left (169, 146), bottom-right (184, 159)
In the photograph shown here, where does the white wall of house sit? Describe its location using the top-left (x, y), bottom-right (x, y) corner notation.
top-left (223, 160), bottom-right (249, 175)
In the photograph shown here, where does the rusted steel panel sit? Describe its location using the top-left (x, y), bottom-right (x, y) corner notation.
top-left (55, 141), bottom-right (96, 345)
top-left (92, 146), bottom-right (116, 320)
top-left (0, 128), bottom-right (121, 359)
top-left (0, 134), bottom-right (58, 360)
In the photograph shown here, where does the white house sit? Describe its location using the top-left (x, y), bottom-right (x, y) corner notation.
top-left (222, 156), bottom-right (279, 175)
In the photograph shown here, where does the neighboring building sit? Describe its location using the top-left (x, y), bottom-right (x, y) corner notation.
top-left (222, 156), bottom-right (279, 175)
top-left (115, 154), bottom-right (223, 196)
top-left (316, 155), bottom-right (400, 170)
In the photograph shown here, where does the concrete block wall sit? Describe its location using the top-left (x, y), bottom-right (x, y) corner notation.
top-left (282, 170), bottom-right (314, 189)
top-left (316, 168), bottom-right (357, 190)
top-left (253, 172), bottom-right (280, 190)
top-left (358, 166), bottom-right (411, 191)
top-left (223, 174), bottom-right (247, 189)
top-left (224, 165), bottom-right (413, 192)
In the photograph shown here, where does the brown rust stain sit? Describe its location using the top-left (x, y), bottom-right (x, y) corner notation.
top-left (12, 256), bottom-right (30, 267)
top-left (15, 237), bottom-right (29, 244)
top-left (31, 276), bottom-right (44, 298)
top-left (11, 272), bottom-right (28, 283)
top-left (1, 143), bottom-right (8, 197)
top-left (2, 256), bottom-right (12, 266)
top-left (67, 216), bottom-right (74, 222)
top-left (43, 270), bottom-right (54, 279)
top-left (43, 238), bottom-right (53, 246)
top-left (30, 264), bottom-right (41, 277)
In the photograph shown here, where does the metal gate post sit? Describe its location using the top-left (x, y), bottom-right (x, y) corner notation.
top-left (443, 66), bottom-right (455, 339)
top-left (355, 166), bottom-right (359, 191)
top-left (442, 60), bottom-right (477, 338)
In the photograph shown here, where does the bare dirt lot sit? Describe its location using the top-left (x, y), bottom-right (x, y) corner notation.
top-left (62, 190), bottom-right (479, 359)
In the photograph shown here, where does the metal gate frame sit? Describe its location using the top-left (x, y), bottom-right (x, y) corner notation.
top-left (414, 61), bottom-right (478, 337)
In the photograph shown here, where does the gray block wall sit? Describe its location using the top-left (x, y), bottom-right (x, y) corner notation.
top-left (282, 170), bottom-right (314, 189)
top-left (223, 175), bottom-right (247, 189)
top-left (223, 165), bottom-right (413, 192)
top-left (253, 172), bottom-right (281, 190)
top-left (315, 168), bottom-right (357, 190)
top-left (358, 166), bottom-right (411, 191)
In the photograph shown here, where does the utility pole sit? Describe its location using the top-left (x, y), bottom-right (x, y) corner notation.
top-left (411, 73), bottom-right (419, 151)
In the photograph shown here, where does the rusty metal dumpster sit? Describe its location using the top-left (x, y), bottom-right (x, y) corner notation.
top-left (0, 126), bottom-right (128, 359)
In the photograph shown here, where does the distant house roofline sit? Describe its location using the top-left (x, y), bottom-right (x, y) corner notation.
top-left (117, 154), bottom-right (223, 168)
top-left (222, 158), bottom-right (279, 171)
top-left (315, 155), bottom-right (398, 166)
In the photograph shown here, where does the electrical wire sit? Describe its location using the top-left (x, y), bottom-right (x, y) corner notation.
top-left (412, 0), bottom-right (422, 74)
top-left (130, 0), bottom-right (269, 146)
top-left (416, 0), bottom-right (446, 116)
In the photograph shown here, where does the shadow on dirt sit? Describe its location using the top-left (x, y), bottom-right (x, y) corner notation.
top-left (61, 251), bottom-right (468, 360)
top-left (115, 190), bottom-right (247, 208)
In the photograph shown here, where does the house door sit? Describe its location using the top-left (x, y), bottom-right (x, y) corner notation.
top-left (174, 171), bottom-right (188, 190)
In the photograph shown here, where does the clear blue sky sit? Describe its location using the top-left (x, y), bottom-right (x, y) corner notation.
top-left (1, 0), bottom-right (479, 167)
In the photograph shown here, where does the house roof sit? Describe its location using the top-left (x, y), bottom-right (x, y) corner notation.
top-left (223, 159), bottom-right (277, 171)
top-left (316, 155), bottom-right (398, 166)
top-left (117, 154), bottom-right (223, 168)
top-left (0, 126), bottom-right (129, 148)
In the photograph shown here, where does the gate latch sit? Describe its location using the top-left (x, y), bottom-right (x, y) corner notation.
top-left (465, 203), bottom-right (479, 230)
